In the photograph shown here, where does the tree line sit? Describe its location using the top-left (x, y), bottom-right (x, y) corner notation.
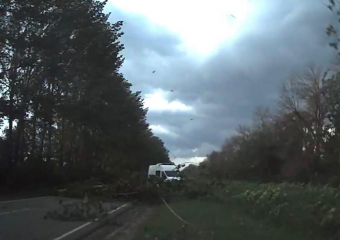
top-left (0, 0), bottom-right (169, 188)
top-left (202, 1), bottom-right (340, 185)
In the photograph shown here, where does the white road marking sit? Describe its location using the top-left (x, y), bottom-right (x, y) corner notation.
top-left (52, 203), bottom-right (129, 240)
top-left (0, 208), bottom-right (30, 215)
top-left (108, 203), bottom-right (129, 214)
top-left (0, 196), bottom-right (49, 204)
top-left (52, 222), bottom-right (92, 240)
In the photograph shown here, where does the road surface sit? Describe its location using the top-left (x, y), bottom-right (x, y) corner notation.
top-left (0, 196), bottom-right (125, 240)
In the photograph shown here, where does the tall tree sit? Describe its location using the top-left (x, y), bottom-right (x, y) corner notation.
top-left (280, 67), bottom-right (327, 171)
top-left (0, 0), bottom-right (169, 187)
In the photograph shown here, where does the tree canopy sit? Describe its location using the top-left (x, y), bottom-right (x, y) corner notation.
top-left (202, 67), bottom-right (340, 185)
top-left (0, 0), bottom-right (169, 188)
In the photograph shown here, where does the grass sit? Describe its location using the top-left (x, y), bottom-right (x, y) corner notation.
top-left (136, 200), bottom-right (307, 240)
top-left (134, 180), bottom-right (340, 240)
top-left (225, 181), bottom-right (340, 239)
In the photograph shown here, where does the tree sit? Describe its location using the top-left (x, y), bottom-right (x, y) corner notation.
top-left (280, 67), bottom-right (327, 171)
top-left (0, 0), bottom-right (169, 187)
top-left (323, 72), bottom-right (340, 170)
top-left (326, 0), bottom-right (340, 51)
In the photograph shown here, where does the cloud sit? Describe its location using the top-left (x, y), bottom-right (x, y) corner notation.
top-left (144, 90), bottom-right (193, 112)
top-left (173, 157), bottom-right (206, 166)
top-left (150, 124), bottom-right (178, 138)
top-left (108, 0), bottom-right (257, 56)
top-left (106, 0), bottom-right (339, 163)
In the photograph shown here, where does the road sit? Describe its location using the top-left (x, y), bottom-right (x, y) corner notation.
top-left (0, 196), bottom-right (125, 240)
top-left (83, 206), bottom-right (153, 240)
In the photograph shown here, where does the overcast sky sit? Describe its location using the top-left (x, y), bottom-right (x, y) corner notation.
top-left (105, 0), bottom-right (338, 164)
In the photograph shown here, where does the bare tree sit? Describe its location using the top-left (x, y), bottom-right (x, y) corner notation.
top-left (280, 67), bottom-right (328, 169)
top-left (254, 106), bottom-right (272, 129)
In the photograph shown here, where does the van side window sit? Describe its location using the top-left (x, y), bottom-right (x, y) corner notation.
top-left (155, 171), bottom-right (161, 177)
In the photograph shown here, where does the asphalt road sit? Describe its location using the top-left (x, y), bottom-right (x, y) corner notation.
top-left (0, 196), bottom-right (124, 240)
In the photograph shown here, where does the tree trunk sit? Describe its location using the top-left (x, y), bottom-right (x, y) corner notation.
top-left (7, 84), bottom-right (14, 170)
top-left (338, 131), bottom-right (340, 168)
top-left (14, 113), bottom-right (24, 163)
top-left (39, 123), bottom-right (47, 159)
top-left (59, 117), bottom-right (65, 166)
top-left (47, 78), bottom-right (55, 163)
top-left (7, 50), bottom-right (22, 170)
top-left (47, 123), bottom-right (52, 162)
top-left (7, 66), bottom-right (16, 170)
top-left (68, 123), bottom-right (77, 164)
top-left (31, 114), bottom-right (37, 158)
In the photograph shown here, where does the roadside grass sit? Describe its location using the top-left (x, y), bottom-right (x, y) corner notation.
top-left (225, 181), bottom-right (340, 239)
top-left (133, 180), bottom-right (340, 240)
top-left (135, 200), bottom-right (306, 240)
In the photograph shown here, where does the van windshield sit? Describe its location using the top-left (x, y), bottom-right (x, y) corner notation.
top-left (165, 171), bottom-right (179, 177)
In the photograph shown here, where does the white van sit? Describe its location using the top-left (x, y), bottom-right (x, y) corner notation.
top-left (148, 163), bottom-right (181, 181)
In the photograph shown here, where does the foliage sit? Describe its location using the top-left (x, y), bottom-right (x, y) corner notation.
top-left (44, 199), bottom-right (117, 221)
top-left (53, 173), bottom-right (221, 205)
top-left (200, 66), bottom-right (340, 184)
top-left (135, 181), bottom-right (340, 240)
top-left (0, 0), bottom-right (169, 188)
top-left (135, 200), bottom-right (307, 240)
top-left (326, 0), bottom-right (340, 51)
top-left (225, 181), bottom-right (340, 239)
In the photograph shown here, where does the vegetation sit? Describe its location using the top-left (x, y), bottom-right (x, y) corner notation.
top-left (135, 180), bottom-right (340, 240)
top-left (0, 0), bottom-right (169, 189)
top-left (194, 0), bottom-right (340, 185)
top-left (1, 1), bottom-right (340, 238)
top-left (137, 200), bottom-right (305, 240)
top-left (201, 65), bottom-right (340, 184)
top-left (44, 199), bottom-right (117, 221)
top-left (135, 5), bottom-right (340, 235)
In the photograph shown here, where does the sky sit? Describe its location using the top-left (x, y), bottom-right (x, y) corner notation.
top-left (105, 0), bottom-right (338, 164)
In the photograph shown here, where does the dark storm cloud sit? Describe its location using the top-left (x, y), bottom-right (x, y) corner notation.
top-left (106, 0), bottom-right (339, 159)
top-left (106, 5), bottom-right (182, 58)
top-left (106, 4), bottom-right (184, 94)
